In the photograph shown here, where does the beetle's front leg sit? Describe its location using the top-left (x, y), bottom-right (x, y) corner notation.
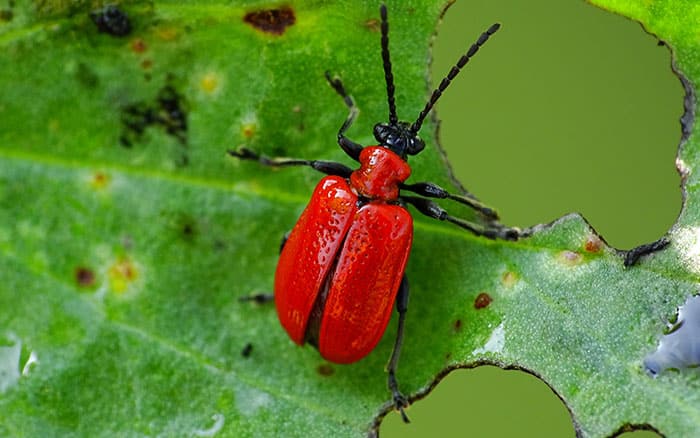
top-left (228, 147), bottom-right (353, 178)
top-left (324, 71), bottom-right (363, 161)
top-left (387, 276), bottom-right (410, 423)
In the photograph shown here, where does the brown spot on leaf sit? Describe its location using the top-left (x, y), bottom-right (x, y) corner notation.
top-left (241, 124), bottom-right (256, 139)
top-left (364, 18), bottom-right (380, 32)
top-left (474, 293), bottom-right (493, 309)
top-left (584, 235), bottom-right (602, 253)
top-left (90, 171), bottom-right (109, 189)
top-left (453, 319), bottom-right (462, 332)
top-left (244, 7), bottom-right (295, 35)
top-left (75, 267), bottom-right (95, 287)
top-left (131, 38), bottom-right (147, 53)
top-left (141, 59), bottom-right (153, 70)
top-left (317, 363), bottom-right (334, 377)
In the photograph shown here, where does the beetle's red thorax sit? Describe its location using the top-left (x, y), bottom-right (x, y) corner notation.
top-left (350, 146), bottom-right (411, 201)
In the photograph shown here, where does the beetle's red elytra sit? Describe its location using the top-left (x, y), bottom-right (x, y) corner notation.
top-left (232, 4), bottom-right (518, 423)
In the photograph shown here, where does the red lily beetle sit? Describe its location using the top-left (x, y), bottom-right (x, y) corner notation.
top-left (231, 4), bottom-right (518, 422)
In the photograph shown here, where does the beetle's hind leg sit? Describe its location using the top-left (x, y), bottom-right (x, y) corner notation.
top-left (238, 293), bottom-right (273, 304)
top-left (238, 231), bottom-right (290, 304)
top-left (387, 276), bottom-right (410, 423)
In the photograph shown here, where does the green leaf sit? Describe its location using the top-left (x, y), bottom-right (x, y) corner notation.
top-left (0, 1), bottom-right (697, 437)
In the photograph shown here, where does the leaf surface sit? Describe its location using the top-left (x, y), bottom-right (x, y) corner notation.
top-left (0, 0), bottom-right (698, 437)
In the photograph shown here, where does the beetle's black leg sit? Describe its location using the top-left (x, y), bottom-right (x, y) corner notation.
top-left (402, 181), bottom-right (499, 221)
top-left (279, 231), bottom-right (290, 254)
top-left (324, 71), bottom-right (363, 161)
top-left (387, 276), bottom-right (410, 423)
top-left (228, 147), bottom-right (352, 178)
top-left (402, 196), bottom-right (519, 241)
top-left (239, 232), bottom-right (290, 304)
top-left (238, 292), bottom-right (274, 304)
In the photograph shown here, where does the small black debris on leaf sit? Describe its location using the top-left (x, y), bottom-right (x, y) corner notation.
top-left (241, 343), bottom-right (253, 358)
top-left (90, 5), bottom-right (132, 37)
top-left (624, 237), bottom-right (670, 267)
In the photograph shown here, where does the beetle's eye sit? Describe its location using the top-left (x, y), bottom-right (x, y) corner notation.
top-left (406, 137), bottom-right (425, 155)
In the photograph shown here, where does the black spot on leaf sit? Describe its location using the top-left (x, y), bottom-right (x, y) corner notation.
top-left (317, 363), bottom-right (334, 376)
top-left (119, 84), bottom-right (188, 163)
top-left (241, 343), bottom-right (253, 358)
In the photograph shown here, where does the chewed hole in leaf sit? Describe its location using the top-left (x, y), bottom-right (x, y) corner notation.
top-left (381, 366), bottom-right (575, 436)
top-left (644, 295), bottom-right (700, 376)
top-left (436, 0), bottom-right (683, 250)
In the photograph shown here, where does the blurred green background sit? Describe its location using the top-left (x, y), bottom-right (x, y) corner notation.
top-left (383, 0), bottom-right (682, 436)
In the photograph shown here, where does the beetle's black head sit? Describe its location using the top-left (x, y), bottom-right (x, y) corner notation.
top-left (376, 4), bottom-right (500, 160)
top-left (373, 121), bottom-right (424, 158)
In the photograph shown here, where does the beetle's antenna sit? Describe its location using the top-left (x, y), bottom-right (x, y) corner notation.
top-left (380, 4), bottom-right (398, 126)
top-left (410, 23), bottom-right (501, 134)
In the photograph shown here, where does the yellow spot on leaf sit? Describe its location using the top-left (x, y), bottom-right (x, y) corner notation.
top-left (501, 271), bottom-right (518, 287)
top-left (200, 72), bottom-right (221, 94)
top-left (90, 171), bottom-right (110, 190)
top-left (241, 124), bottom-right (255, 139)
top-left (108, 257), bottom-right (138, 293)
top-left (156, 27), bottom-right (179, 41)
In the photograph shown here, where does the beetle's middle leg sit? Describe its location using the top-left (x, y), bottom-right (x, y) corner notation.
top-left (401, 181), bottom-right (499, 222)
top-left (402, 196), bottom-right (520, 241)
